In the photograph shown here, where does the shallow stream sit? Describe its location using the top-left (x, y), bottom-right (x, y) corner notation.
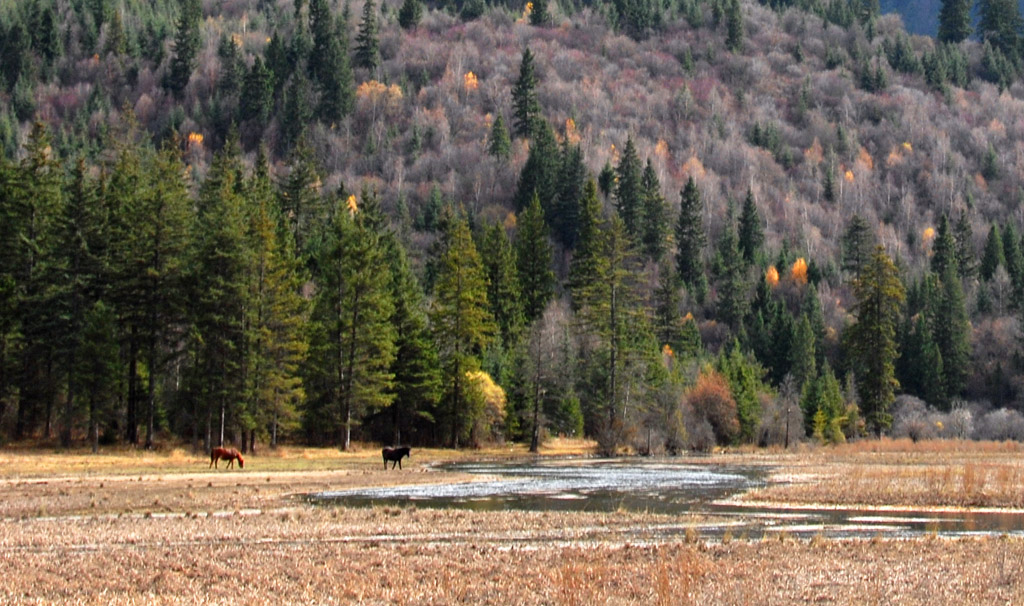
top-left (310, 458), bottom-right (1024, 539)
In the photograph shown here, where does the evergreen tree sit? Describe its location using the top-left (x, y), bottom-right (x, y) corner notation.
top-left (553, 140), bottom-right (586, 249)
top-left (311, 195), bottom-right (396, 450)
top-left (217, 34), bottom-right (244, 97)
top-left (511, 48), bottom-right (542, 139)
top-left (717, 340), bottom-right (766, 443)
top-left (841, 214), bottom-right (875, 275)
top-left (430, 208), bottom-right (495, 447)
top-left (977, 0), bottom-right (1022, 58)
top-left (240, 57), bottom-right (274, 126)
top-left (282, 72), bottom-right (314, 153)
top-left (715, 203), bottom-right (748, 331)
top-left (931, 264), bottom-right (971, 404)
top-left (512, 121), bottom-right (559, 213)
top-left (279, 136), bottom-right (323, 259)
top-left (675, 177), bottom-right (706, 291)
top-left (398, 0), bottom-right (424, 29)
top-left (488, 114), bottom-right (511, 160)
top-left (897, 311), bottom-right (944, 406)
top-left (244, 150), bottom-right (309, 450)
top-left (639, 159), bottom-right (668, 261)
top-left (654, 259), bottom-right (683, 350)
top-left (317, 16), bottom-right (355, 125)
top-left (846, 246), bottom-right (905, 435)
top-left (355, 0), bottom-right (381, 71)
top-left (1003, 222), bottom-right (1024, 307)
top-left (953, 210), bottom-right (976, 279)
top-left (530, 0), bottom-right (552, 25)
top-left (481, 222), bottom-right (525, 349)
top-left (737, 187), bottom-right (763, 265)
top-left (597, 161), bottom-right (616, 198)
top-left (385, 241), bottom-right (442, 445)
top-left (568, 179), bottom-right (604, 308)
top-left (930, 214), bottom-right (956, 278)
top-left (165, 0), bottom-right (202, 97)
top-left (980, 223), bottom-right (1005, 281)
top-left (76, 300), bottom-right (118, 452)
top-left (725, 0), bottom-right (744, 52)
top-left (938, 0), bottom-right (972, 43)
top-left (790, 315), bottom-right (817, 391)
top-left (187, 141), bottom-right (251, 451)
top-left (614, 136), bottom-right (644, 238)
top-left (516, 193), bottom-right (556, 323)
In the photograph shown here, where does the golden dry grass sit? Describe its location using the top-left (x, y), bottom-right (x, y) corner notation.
top-left (4, 438), bottom-right (1024, 604)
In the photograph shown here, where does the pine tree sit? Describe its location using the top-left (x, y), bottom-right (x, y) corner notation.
top-left (653, 259), bottom-right (683, 350)
top-left (311, 194), bottom-right (396, 450)
top-left (931, 264), bottom-right (971, 405)
top-left (789, 315), bottom-right (817, 391)
top-left (398, 0), bottom-right (423, 29)
top-left (980, 223), bottom-right (1005, 281)
top-left (639, 159), bottom-right (668, 261)
top-left (725, 0), bottom-right (743, 52)
top-left (675, 177), bottom-right (706, 290)
top-left (76, 300), bottom-right (118, 452)
top-left (737, 187), bottom-right (763, 265)
top-left (614, 136), bottom-right (644, 238)
top-left (553, 140), bottom-right (586, 250)
top-left (930, 214), bottom-right (956, 278)
top-left (953, 210), bottom-right (976, 279)
top-left (938, 0), bottom-right (972, 43)
top-left (278, 136), bottom-right (323, 258)
top-left (217, 34), bottom-right (244, 97)
top-left (430, 208), bottom-right (495, 447)
top-left (241, 57), bottom-right (274, 126)
top-left (847, 246), bottom-right (905, 435)
top-left (715, 203), bottom-right (747, 331)
top-left (569, 179), bottom-right (604, 308)
top-left (841, 214), bottom-right (875, 275)
top-left (355, 0), bottom-right (381, 71)
top-left (317, 16), bottom-right (355, 125)
top-left (530, 0), bottom-right (552, 25)
top-left (282, 73), bottom-right (314, 153)
top-left (977, 0), bottom-right (1023, 58)
top-left (512, 121), bottom-right (559, 213)
top-left (165, 0), bottom-right (202, 97)
top-left (244, 150), bottom-right (309, 450)
top-left (487, 114), bottom-right (511, 160)
top-left (1003, 222), bottom-right (1024, 308)
top-left (717, 340), bottom-right (767, 443)
top-left (511, 48), bottom-right (542, 139)
top-left (516, 193), bottom-right (556, 323)
top-left (480, 222), bottom-right (524, 349)
top-left (597, 161), bottom-right (616, 198)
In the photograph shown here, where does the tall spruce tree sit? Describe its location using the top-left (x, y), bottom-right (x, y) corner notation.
top-left (488, 114), bottom-right (512, 160)
top-left (165, 0), bottom-right (202, 97)
top-left (516, 193), bottom-right (556, 323)
top-left (311, 194), bottom-right (396, 450)
top-left (614, 136), bottom-right (644, 238)
top-left (980, 223), bottom-right (1004, 281)
top-left (639, 159), bottom-right (668, 261)
top-left (841, 214), bottom-right (875, 275)
top-left (553, 140), bottom-right (586, 249)
top-left (931, 264), bottom-right (971, 405)
top-left (398, 0), bottom-right (423, 29)
top-left (512, 121), bottom-right (559, 213)
top-left (737, 187), bottom-right (763, 265)
top-left (569, 179), bottom-right (604, 308)
top-left (430, 208), bottom-right (495, 447)
top-left (847, 246), bottom-right (905, 435)
top-left (675, 177), bottom-right (706, 290)
top-left (355, 0), bottom-right (381, 71)
top-left (511, 48), bottom-right (542, 139)
top-left (938, 0), bottom-right (972, 43)
top-left (480, 222), bottom-right (525, 348)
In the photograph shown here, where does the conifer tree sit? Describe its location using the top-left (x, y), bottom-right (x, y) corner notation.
top-left (938, 0), bottom-right (972, 43)
top-left (244, 150), bottom-right (309, 450)
top-left (355, 0), bottom-right (381, 71)
top-left (930, 214), bottom-right (956, 278)
top-left (311, 194), bottom-right (396, 450)
top-left (530, 0), bottom-right (552, 25)
top-left (165, 0), bottom-right (202, 97)
top-left (953, 210), bottom-right (976, 279)
top-left (516, 193), bottom-right (556, 323)
top-left (241, 57), bottom-right (274, 126)
top-left (569, 179), bottom-right (604, 308)
top-left (614, 136), bottom-right (643, 238)
top-left (553, 140), bottom-right (586, 250)
top-left (398, 0), bottom-right (423, 29)
top-left (430, 208), bottom-right (495, 447)
top-left (931, 264), bottom-right (971, 404)
top-left (639, 159), bottom-right (668, 261)
top-left (977, 0), bottom-right (1022, 58)
top-left (675, 177), bottom-right (706, 291)
top-left (725, 0), bottom-right (743, 52)
top-left (841, 214), bottom-right (875, 275)
top-left (488, 114), bottom-right (511, 160)
top-left (653, 259), bottom-right (683, 350)
top-left (512, 48), bottom-right (542, 139)
top-left (76, 300), bottom-right (118, 453)
top-left (1003, 222), bottom-right (1024, 307)
top-left (715, 203), bottom-right (747, 331)
top-left (481, 222), bottom-right (524, 348)
top-left (717, 340), bottom-right (767, 443)
top-left (317, 16), bottom-right (355, 125)
top-left (847, 246), bottom-right (905, 435)
top-left (737, 187), bottom-right (763, 265)
top-left (598, 161), bottom-right (616, 198)
top-left (512, 121), bottom-right (558, 213)
top-left (789, 315), bottom-right (817, 391)
top-left (980, 223), bottom-right (1004, 281)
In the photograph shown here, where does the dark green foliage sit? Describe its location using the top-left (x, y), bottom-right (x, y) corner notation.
top-left (882, 34), bottom-right (921, 75)
top-left (316, 16), bottom-right (355, 126)
top-left (488, 114), bottom-right (512, 160)
top-left (513, 121), bottom-right (559, 214)
top-left (217, 35), bottom-right (244, 97)
top-left (725, 0), bottom-right (743, 52)
top-left (481, 222), bottom-right (524, 348)
top-left (614, 136), bottom-right (643, 239)
top-left (282, 73), bottom-right (314, 153)
top-left (639, 160), bottom-right (668, 261)
top-left (977, 0), bottom-right (1023, 59)
top-left (512, 48), bottom-right (542, 139)
top-left (530, 0), bottom-right (552, 25)
top-left (930, 214), bottom-right (956, 278)
top-left (953, 211), bottom-right (976, 280)
top-left (675, 177), bottom-right (706, 290)
top-left (164, 0), bottom-right (202, 97)
top-left (553, 140), bottom-right (586, 250)
top-left (841, 214), bottom-right (875, 275)
top-left (737, 188), bottom-right (763, 265)
top-left (717, 341), bottom-right (766, 443)
top-left (398, 0), bottom-right (424, 29)
top-left (1003, 222), bottom-right (1024, 307)
top-left (241, 58), bottom-right (274, 126)
top-left (516, 193), bottom-right (556, 322)
top-left (982, 143), bottom-right (1000, 181)
top-left (597, 161), bottom-right (615, 198)
top-left (980, 223), bottom-right (1004, 281)
top-left (846, 246), bottom-right (904, 435)
top-left (714, 203), bottom-right (747, 330)
top-left (897, 311), bottom-right (944, 406)
top-left (355, 0), bottom-right (381, 71)
top-left (931, 264), bottom-right (971, 404)
top-left (461, 0), bottom-right (486, 20)
top-left (980, 41), bottom-right (1016, 91)
top-left (568, 179), bottom-right (604, 309)
top-left (937, 0), bottom-right (971, 43)
top-left (613, 0), bottom-right (661, 40)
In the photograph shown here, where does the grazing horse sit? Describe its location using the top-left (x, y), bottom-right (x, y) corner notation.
top-left (382, 446), bottom-right (411, 470)
top-left (210, 447), bottom-right (244, 469)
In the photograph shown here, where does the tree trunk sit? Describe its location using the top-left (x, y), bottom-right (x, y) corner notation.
top-left (248, 429), bottom-right (255, 454)
top-left (127, 328), bottom-right (139, 445)
top-left (144, 335), bottom-right (156, 450)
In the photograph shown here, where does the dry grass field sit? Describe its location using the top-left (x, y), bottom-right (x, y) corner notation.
top-left (4, 438), bottom-right (1024, 604)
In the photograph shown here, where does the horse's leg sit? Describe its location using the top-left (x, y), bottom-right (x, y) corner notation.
top-left (397, 458), bottom-right (402, 470)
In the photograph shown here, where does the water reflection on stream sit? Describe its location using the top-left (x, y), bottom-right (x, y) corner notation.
top-left (310, 458), bottom-right (1024, 539)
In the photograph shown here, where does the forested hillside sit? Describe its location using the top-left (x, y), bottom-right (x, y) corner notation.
top-left (4, 0), bottom-right (1024, 453)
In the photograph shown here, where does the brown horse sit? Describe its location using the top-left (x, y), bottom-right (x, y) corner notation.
top-left (210, 447), bottom-right (244, 469)
top-left (382, 446), bottom-right (411, 470)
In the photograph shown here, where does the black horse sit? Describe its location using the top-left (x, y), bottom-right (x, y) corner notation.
top-left (382, 446), bottom-right (411, 470)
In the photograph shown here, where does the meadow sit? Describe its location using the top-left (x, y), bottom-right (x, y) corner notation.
top-left (3, 439), bottom-right (1024, 604)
